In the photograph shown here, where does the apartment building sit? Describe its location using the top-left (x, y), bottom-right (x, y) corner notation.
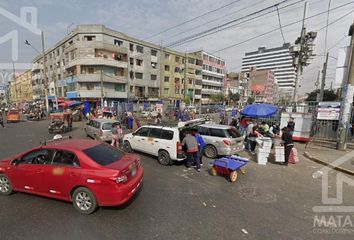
top-left (249, 69), bottom-right (276, 103)
top-left (191, 51), bottom-right (226, 104)
top-left (241, 43), bottom-right (295, 93)
top-left (32, 24), bottom-right (161, 106)
top-left (11, 70), bottom-right (33, 104)
top-left (226, 72), bottom-right (250, 103)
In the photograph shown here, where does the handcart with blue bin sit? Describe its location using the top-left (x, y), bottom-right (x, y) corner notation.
top-left (210, 155), bottom-right (249, 182)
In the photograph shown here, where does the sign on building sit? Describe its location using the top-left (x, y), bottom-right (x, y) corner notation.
top-left (317, 102), bottom-right (341, 120)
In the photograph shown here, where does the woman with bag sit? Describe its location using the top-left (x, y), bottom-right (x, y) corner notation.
top-left (281, 127), bottom-right (294, 166)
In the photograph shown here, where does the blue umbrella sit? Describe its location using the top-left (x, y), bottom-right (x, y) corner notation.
top-left (68, 101), bottom-right (83, 108)
top-left (241, 103), bottom-right (278, 117)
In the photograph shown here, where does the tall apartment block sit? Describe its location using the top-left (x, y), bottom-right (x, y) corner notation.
top-left (31, 24), bottom-right (203, 107)
top-left (241, 43), bottom-right (295, 93)
top-left (190, 51), bottom-right (226, 104)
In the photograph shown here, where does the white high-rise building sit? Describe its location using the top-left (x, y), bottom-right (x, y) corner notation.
top-left (241, 43), bottom-right (295, 91)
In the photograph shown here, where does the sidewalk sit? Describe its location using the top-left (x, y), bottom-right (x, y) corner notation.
top-left (302, 141), bottom-right (354, 176)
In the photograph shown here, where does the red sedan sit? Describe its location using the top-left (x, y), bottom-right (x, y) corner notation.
top-left (0, 139), bottom-right (143, 214)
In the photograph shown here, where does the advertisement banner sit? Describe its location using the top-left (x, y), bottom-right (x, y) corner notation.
top-left (317, 102), bottom-right (341, 120)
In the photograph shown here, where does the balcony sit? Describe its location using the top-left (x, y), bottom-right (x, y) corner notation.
top-left (78, 90), bottom-right (127, 99)
top-left (201, 89), bottom-right (222, 95)
top-left (31, 63), bottom-right (42, 72)
top-left (66, 57), bottom-right (128, 69)
top-left (195, 94), bottom-right (202, 99)
top-left (75, 73), bottom-right (127, 84)
top-left (202, 79), bottom-right (223, 87)
top-left (32, 73), bottom-right (41, 81)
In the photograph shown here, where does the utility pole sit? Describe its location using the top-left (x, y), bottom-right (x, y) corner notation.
top-left (12, 62), bottom-right (16, 104)
top-left (41, 31), bottom-right (49, 114)
top-left (291, 1), bottom-right (316, 103)
top-left (315, 70), bottom-right (320, 101)
top-left (319, 52), bottom-right (329, 101)
top-left (100, 67), bottom-right (104, 108)
top-left (337, 21), bottom-right (354, 150)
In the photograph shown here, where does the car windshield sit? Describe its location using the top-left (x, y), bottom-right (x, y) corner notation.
top-left (227, 128), bottom-right (241, 138)
top-left (102, 122), bottom-right (118, 130)
top-left (83, 143), bottom-right (124, 166)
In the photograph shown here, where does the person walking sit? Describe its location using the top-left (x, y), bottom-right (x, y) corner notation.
top-left (245, 119), bottom-right (255, 150)
top-left (0, 110), bottom-right (4, 128)
top-left (111, 123), bottom-right (123, 148)
top-left (182, 130), bottom-right (200, 172)
top-left (192, 129), bottom-right (206, 166)
top-left (281, 127), bottom-right (294, 166)
top-left (287, 117), bottom-right (295, 136)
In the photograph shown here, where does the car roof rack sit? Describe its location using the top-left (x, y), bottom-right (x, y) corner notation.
top-left (178, 118), bottom-right (206, 130)
top-left (40, 135), bottom-right (72, 146)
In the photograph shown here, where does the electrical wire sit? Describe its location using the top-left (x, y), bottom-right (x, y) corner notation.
top-left (143, 0), bottom-right (243, 40)
top-left (276, 5), bottom-right (286, 43)
top-left (165, 0), bottom-right (293, 47)
top-left (164, 0), bottom-right (267, 41)
top-left (211, 1), bottom-right (354, 54)
top-left (317, 9), bottom-right (354, 32)
top-left (328, 34), bottom-right (349, 51)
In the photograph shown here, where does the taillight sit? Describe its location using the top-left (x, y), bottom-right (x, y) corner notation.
top-left (116, 175), bottom-right (128, 183)
top-left (223, 139), bottom-right (231, 146)
top-left (177, 141), bottom-right (183, 153)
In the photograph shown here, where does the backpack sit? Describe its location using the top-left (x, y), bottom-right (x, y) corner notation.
top-left (111, 126), bottom-right (118, 135)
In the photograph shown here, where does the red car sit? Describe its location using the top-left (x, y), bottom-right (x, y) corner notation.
top-left (0, 139), bottom-right (143, 214)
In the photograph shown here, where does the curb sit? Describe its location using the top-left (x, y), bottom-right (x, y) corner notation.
top-left (303, 151), bottom-right (354, 176)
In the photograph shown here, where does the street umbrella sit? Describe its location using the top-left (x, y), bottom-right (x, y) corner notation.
top-left (68, 101), bottom-right (83, 108)
top-left (241, 103), bottom-right (278, 117)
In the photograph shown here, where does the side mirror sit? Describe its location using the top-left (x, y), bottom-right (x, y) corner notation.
top-left (11, 159), bottom-right (19, 166)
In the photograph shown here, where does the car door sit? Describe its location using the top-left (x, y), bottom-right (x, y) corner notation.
top-left (42, 149), bottom-right (82, 200)
top-left (130, 127), bottom-right (150, 153)
top-left (8, 149), bottom-right (54, 194)
top-left (85, 120), bottom-right (94, 137)
top-left (147, 127), bottom-right (162, 155)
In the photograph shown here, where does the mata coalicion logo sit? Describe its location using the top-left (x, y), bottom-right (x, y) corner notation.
top-left (312, 151), bottom-right (354, 234)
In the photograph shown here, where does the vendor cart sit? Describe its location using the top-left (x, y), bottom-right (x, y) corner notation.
top-left (48, 112), bottom-right (73, 134)
top-left (210, 155), bottom-right (249, 182)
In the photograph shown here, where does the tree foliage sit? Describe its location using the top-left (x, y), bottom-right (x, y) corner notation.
top-left (228, 91), bottom-right (240, 102)
top-left (247, 96), bottom-right (255, 104)
top-left (306, 89), bottom-right (337, 101)
top-left (210, 93), bottom-right (226, 103)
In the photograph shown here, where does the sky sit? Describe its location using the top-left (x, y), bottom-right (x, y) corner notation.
top-left (0, 0), bottom-right (353, 95)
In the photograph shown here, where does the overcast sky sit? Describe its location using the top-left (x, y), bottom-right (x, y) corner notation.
top-left (0, 0), bottom-right (353, 94)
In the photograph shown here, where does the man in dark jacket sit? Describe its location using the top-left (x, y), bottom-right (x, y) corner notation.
top-left (287, 117), bottom-right (295, 136)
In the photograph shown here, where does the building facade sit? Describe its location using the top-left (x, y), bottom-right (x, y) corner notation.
top-left (191, 51), bottom-right (226, 104)
top-left (11, 70), bottom-right (33, 104)
top-left (31, 24), bottom-right (207, 107)
top-left (241, 43), bottom-right (295, 93)
top-left (249, 69), bottom-right (276, 103)
top-left (226, 72), bottom-right (250, 103)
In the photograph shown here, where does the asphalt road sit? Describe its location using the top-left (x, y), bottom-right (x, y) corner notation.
top-left (0, 119), bottom-right (354, 240)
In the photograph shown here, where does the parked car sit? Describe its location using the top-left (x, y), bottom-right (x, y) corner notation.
top-left (84, 119), bottom-right (120, 142)
top-left (0, 138), bottom-right (143, 214)
top-left (141, 111), bottom-right (158, 118)
top-left (196, 124), bottom-right (244, 158)
top-left (123, 125), bottom-right (185, 166)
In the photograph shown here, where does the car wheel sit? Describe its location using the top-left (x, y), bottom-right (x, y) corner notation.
top-left (158, 150), bottom-right (171, 166)
top-left (124, 141), bottom-right (132, 153)
top-left (0, 174), bottom-right (13, 195)
top-left (72, 187), bottom-right (97, 214)
top-left (204, 145), bottom-right (218, 159)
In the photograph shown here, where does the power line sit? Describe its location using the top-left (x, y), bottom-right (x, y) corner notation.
top-left (328, 34), bottom-right (349, 51)
top-left (166, 0), bottom-right (294, 48)
top-left (212, 1), bottom-right (354, 53)
top-left (276, 5), bottom-right (286, 43)
top-left (164, 0), bottom-right (267, 41)
top-left (317, 9), bottom-right (354, 32)
top-left (143, 0), bottom-right (243, 41)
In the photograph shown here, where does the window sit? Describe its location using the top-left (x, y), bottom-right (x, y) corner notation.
top-left (151, 62), bottom-right (157, 69)
top-left (88, 67), bottom-right (94, 74)
top-left (135, 72), bottom-right (143, 79)
top-left (68, 39), bottom-right (73, 45)
top-left (164, 76), bottom-right (169, 82)
top-left (151, 49), bottom-right (157, 56)
top-left (130, 58), bottom-right (134, 65)
top-left (175, 89), bottom-right (180, 94)
top-left (175, 56), bottom-right (180, 63)
top-left (151, 74), bottom-right (157, 80)
top-left (20, 149), bottom-right (54, 165)
top-left (83, 144), bottom-right (124, 166)
top-left (161, 130), bottom-right (174, 140)
top-left (149, 128), bottom-right (161, 138)
top-left (85, 83), bottom-right (94, 90)
top-left (164, 88), bottom-right (169, 94)
top-left (208, 66), bottom-right (212, 71)
top-left (115, 84), bottom-right (125, 92)
top-left (227, 128), bottom-right (241, 138)
top-left (136, 45), bottom-right (144, 53)
top-left (130, 71), bottom-right (134, 79)
top-left (197, 127), bottom-right (209, 136)
top-left (209, 128), bottom-right (226, 137)
top-left (129, 43), bottom-right (134, 51)
top-left (165, 65), bottom-right (170, 71)
top-left (53, 150), bottom-right (79, 167)
top-left (84, 35), bottom-right (96, 41)
top-left (114, 39), bottom-right (123, 46)
top-left (136, 59), bottom-right (143, 66)
top-left (189, 79), bottom-right (193, 84)
top-left (135, 127), bottom-right (149, 137)
top-left (165, 53), bottom-right (170, 60)
top-left (175, 67), bottom-right (182, 73)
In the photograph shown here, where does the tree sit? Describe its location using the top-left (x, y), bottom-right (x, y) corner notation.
top-left (306, 89), bottom-right (337, 102)
top-left (210, 93), bottom-right (226, 103)
top-left (184, 96), bottom-right (191, 105)
top-left (247, 96), bottom-right (255, 104)
top-left (228, 91), bottom-right (240, 103)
